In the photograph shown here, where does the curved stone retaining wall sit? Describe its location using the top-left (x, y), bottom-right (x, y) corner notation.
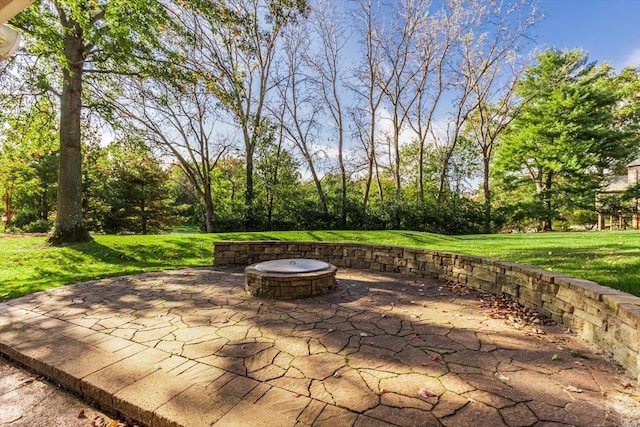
top-left (213, 241), bottom-right (640, 381)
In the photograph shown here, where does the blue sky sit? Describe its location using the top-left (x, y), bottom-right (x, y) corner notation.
top-left (535, 0), bottom-right (640, 69)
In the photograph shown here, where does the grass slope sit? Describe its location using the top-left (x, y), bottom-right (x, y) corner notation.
top-left (1, 230), bottom-right (639, 301)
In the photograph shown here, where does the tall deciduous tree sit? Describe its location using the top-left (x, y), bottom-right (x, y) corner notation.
top-left (12, 0), bottom-right (181, 244)
top-left (375, 0), bottom-right (428, 198)
top-left (352, 0), bottom-right (385, 211)
top-left (111, 76), bottom-right (229, 233)
top-left (273, 24), bottom-right (328, 217)
top-left (306, 0), bottom-right (351, 227)
top-left (185, 0), bottom-right (308, 229)
top-left (495, 49), bottom-right (631, 231)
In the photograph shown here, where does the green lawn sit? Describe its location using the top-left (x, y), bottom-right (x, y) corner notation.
top-left (1, 230), bottom-right (639, 301)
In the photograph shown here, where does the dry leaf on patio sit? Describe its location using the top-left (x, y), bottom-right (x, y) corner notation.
top-left (417, 388), bottom-right (437, 398)
top-left (498, 374), bottom-right (510, 382)
top-left (78, 410), bottom-right (86, 419)
top-left (20, 377), bottom-right (36, 386)
top-left (566, 385), bottom-right (583, 393)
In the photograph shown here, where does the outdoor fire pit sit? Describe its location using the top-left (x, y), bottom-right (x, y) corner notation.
top-left (244, 258), bottom-right (337, 299)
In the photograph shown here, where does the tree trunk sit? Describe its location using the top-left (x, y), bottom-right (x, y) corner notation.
top-left (482, 157), bottom-right (491, 233)
top-left (203, 175), bottom-right (214, 233)
top-left (362, 155), bottom-right (373, 212)
top-left (140, 184), bottom-right (147, 234)
top-left (393, 115), bottom-right (401, 197)
top-left (339, 147), bottom-right (347, 227)
top-left (244, 142), bottom-right (255, 230)
top-left (267, 135), bottom-right (283, 231)
top-left (48, 24), bottom-right (91, 245)
top-left (436, 159), bottom-right (448, 208)
top-left (418, 137), bottom-right (425, 203)
top-left (541, 172), bottom-right (553, 231)
top-left (2, 187), bottom-right (13, 228)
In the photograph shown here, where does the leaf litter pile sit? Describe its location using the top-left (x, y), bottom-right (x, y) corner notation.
top-left (440, 281), bottom-right (555, 333)
top-left (90, 415), bottom-right (138, 427)
top-left (478, 292), bottom-right (555, 329)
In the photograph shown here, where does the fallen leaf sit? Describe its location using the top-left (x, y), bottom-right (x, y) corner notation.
top-left (431, 355), bottom-right (441, 362)
top-left (20, 377), bottom-right (35, 386)
top-left (566, 385), bottom-right (583, 393)
top-left (92, 417), bottom-right (107, 427)
top-left (498, 374), bottom-right (510, 382)
top-left (622, 381), bottom-right (633, 389)
top-left (78, 410), bottom-right (86, 419)
top-left (551, 354), bottom-right (559, 360)
top-left (360, 332), bottom-right (369, 337)
top-left (417, 388), bottom-right (437, 398)
top-left (570, 350), bottom-right (588, 359)
top-left (293, 393), bottom-right (301, 398)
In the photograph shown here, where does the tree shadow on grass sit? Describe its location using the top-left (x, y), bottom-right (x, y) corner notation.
top-left (504, 248), bottom-right (640, 296)
top-left (1, 238), bottom-right (214, 302)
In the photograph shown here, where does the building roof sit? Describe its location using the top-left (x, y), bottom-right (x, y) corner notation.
top-left (628, 158), bottom-right (640, 167)
top-left (0, 0), bottom-right (32, 25)
top-left (602, 175), bottom-right (629, 193)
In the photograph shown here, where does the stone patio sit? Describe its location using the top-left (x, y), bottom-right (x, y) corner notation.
top-left (0, 267), bottom-right (639, 426)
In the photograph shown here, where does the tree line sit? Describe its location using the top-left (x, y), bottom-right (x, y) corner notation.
top-left (1, 0), bottom-right (638, 242)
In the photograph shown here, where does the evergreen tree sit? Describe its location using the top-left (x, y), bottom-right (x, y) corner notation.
top-left (495, 49), bottom-right (631, 231)
top-left (103, 142), bottom-right (175, 234)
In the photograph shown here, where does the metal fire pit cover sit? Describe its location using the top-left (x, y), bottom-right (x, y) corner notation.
top-left (254, 258), bottom-right (330, 274)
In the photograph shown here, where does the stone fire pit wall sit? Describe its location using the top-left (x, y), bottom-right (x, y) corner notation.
top-left (213, 241), bottom-right (640, 381)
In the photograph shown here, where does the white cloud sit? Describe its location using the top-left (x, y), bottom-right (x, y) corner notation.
top-left (622, 48), bottom-right (640, 68)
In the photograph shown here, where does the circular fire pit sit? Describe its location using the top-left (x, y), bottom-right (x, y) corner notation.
top-left (245, 258), bottom-right (337, 299)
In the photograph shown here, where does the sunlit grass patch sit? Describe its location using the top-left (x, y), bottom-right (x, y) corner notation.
top-left (2, 230), bottom-right (640, 301)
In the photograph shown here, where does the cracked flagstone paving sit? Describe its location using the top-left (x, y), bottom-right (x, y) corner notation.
top-left (0, 267), bottom-right (639, 426)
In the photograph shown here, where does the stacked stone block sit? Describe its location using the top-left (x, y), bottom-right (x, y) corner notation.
top-left (244, 264), bottom-right (337, 299)
top-left (214, 241), bottom-right (640, 381)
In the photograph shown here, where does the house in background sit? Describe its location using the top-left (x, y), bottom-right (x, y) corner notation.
top-left (0, 0), bottom-right (33, 61)
top-left (597, 158), bottom-right (640, 230)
